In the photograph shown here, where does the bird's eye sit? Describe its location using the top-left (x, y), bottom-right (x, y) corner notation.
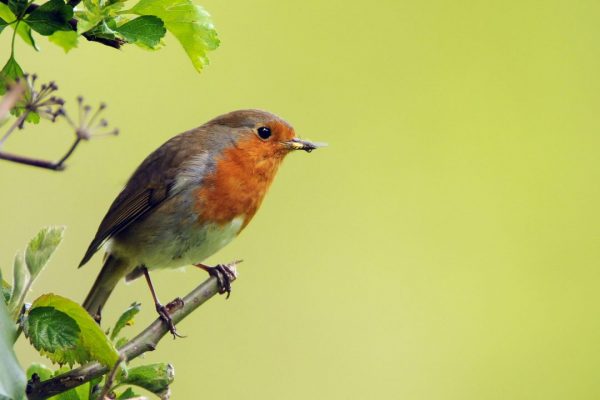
top-left (257, 126), bottom-right (272, 140)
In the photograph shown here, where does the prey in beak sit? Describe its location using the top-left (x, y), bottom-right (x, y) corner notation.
top-left (285, 137), bottom-right (328, 153)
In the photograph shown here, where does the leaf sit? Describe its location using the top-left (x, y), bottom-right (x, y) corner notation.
top-left (0, 3), bottom-right (39, 50)
top-left (115, 15), bottom-right (165, 49)
top-left (130, 0), bottom-right (219, 72)
top-left (1, 280), bottom-right (11, 304)
top-left (0, 17), bottom-right (8, 34)
top-left (26, 362), bottom-right (53, 382)
top-left (76, 0), bottom-right (125, 33)
top-left (114, 336), bottom-right (128, 349)
top-left (0, 298), bottom-right (26, 400)
top-left (111, 302), bottom-right (140, 341)
top-left (85, 18), bottom-right (121, 42)
top-left (119, 363), bottom-right (174, 399)
top-left (26, 307), bottom-right (81, 355)
top-left (8, 251), bottom-right (28, 315)
top-left (0, 268), bottom-right (11, 304)
top-left (0, 56), bottom-right (24, 91)
top-left (25, 226), bottom-right (65, 279)
top-left (24, 0), bottom-right (74, 36)
top-left (7, 0), bottom-right (27, 17)
top-left (117, 387), bottom-right (144, 399)
top-left (27, 294), bottom-right (119, 368)
top-left (49, 30), bottom-right (78, 52)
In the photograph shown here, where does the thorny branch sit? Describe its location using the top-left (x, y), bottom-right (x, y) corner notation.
top-left (0, 77), bottom-right (118, 171)
top-left (26, 263), bottom-right (239, 400)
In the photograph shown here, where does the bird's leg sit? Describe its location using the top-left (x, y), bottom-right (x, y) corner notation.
top-left (142, 266), bottom-right (184, 339)
top-left (194, 260), bottom-right (240, 299)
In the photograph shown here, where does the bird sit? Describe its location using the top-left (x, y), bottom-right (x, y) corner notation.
top-left (79, 109), bottom-right (323, 335)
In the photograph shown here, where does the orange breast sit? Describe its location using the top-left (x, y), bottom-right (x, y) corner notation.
top-left (194, 136), bottom-right (284, 229)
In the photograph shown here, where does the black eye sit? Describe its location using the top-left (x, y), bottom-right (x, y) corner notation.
top-left (257, 126), bottom-right (272, 140)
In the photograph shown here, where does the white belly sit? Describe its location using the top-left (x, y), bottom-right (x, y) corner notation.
top-left (108, 215), bottom-right (245, 270)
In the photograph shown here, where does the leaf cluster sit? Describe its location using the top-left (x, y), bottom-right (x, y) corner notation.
top-left (1, 227), bottom-right (175, 400)
top-left (1, 0), bottom-right (220, 91)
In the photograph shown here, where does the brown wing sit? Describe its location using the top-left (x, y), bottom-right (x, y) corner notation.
top-left (78, 131), bottom-right (199, 267)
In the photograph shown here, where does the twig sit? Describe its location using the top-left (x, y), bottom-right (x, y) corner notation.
top-left (26, 266), bottom-right (238, 400)
top-left (97, 356), bottom-right (124, 400)
top-left (0, 136), bottom-right (83, 171)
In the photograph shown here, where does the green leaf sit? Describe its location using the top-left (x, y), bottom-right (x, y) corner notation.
top-left (114, 336), bottom-right (128, 349)
top-left (131, 0), bottom-right (219, 72)
top-left (26, 362), bottom-right (53, 382)
top-left (24, 0), bottom-right (74, 36)
top-left (85, 18), bottom-right (121, 41)
top-left (27, 294), bottom-right (119, 368)
top-left (8, 252), bottom-right (28, 316)
top-left (26, 307), bottom-right (80, 354)
top-left (76, 0), bottom-right (125, 33)
top-left (25, 226), bottom-right (65, 280)
top-left (0, 17), bottom-right (9, 33)
top-left (0, 3), bottom-right (39, 50)
top-left (115, 15), bottom-right (165, 49)
top-left (117, 387), bottom-right (142, 399)
top-left (0, 268), bottom-right (11, 304)
top-left (1, 280), bottom-right (12, 304)
top-left (0, 56), bottom-right (24, 91)
top-left (7, 0), bottom-right (27, 17)
top-left (119, 363), bottom-right (174, 398)
top-left (111, 302), bottom-right (140, 341)
top-left (0, 298), bottom-right (26, 400)
top-left (49, 29), bottom-right (78, 52)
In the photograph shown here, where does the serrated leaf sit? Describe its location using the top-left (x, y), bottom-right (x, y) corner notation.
top-left (0, 3), bottom-right (39, 50)
top-left (25, 226), bottom-right (65, 279)
top-left (0, 298), bottom-right (26, 400)
top-left (26, 362), bottom-right (53, 382)
top-left (111, 302), bottom-right (140, 341)
top-left (120, 363), bottom-right (174, 398)
top-left (8, 251), bottom-right (28, 315)
top-left (28, 294), bottom-right (119, 368)
top-left (49, 29), bottom-right (78, 52)
top-left (131, 0), bottom-right (219, 72)
top-left (24, 0), bottom-right (74, 36)
top-left (115, 15), bottom-right (164, 49)
top-left (26, 307), bottom-right (80, 357)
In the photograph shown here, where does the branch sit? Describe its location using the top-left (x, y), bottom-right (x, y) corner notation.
top-left (0, 138), bottom-right (81, 171)
top-left (26, 268), bottom-right (238, 400)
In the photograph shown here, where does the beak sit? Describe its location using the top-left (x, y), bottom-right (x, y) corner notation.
top-left (285, 137), bottom-right (327, 153)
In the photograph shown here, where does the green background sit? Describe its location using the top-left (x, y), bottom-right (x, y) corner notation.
top-left (2, 0), bottom-right (600, 398)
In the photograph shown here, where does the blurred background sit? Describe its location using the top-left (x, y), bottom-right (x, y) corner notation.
top-left (2, 0), bottom-right (600, 398)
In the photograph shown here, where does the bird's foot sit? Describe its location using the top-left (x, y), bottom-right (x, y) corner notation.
top-left (195, 260), bottom-right (241, 299)
top-left (156, 302), bottom-right (185, 339)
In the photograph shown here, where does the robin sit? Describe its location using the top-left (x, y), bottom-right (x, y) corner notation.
top-left (79, 109), bottom-right (323, 335)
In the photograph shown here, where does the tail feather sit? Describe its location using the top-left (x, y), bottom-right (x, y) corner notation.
top-left (82, 255), bottom-right (130, 319)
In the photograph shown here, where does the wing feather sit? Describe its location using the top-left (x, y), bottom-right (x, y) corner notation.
top-left (78, 131), bottom-right (200, 267)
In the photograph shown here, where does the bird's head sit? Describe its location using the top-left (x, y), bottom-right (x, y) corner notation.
top-left (207, 109), bottom-right (325, 162)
